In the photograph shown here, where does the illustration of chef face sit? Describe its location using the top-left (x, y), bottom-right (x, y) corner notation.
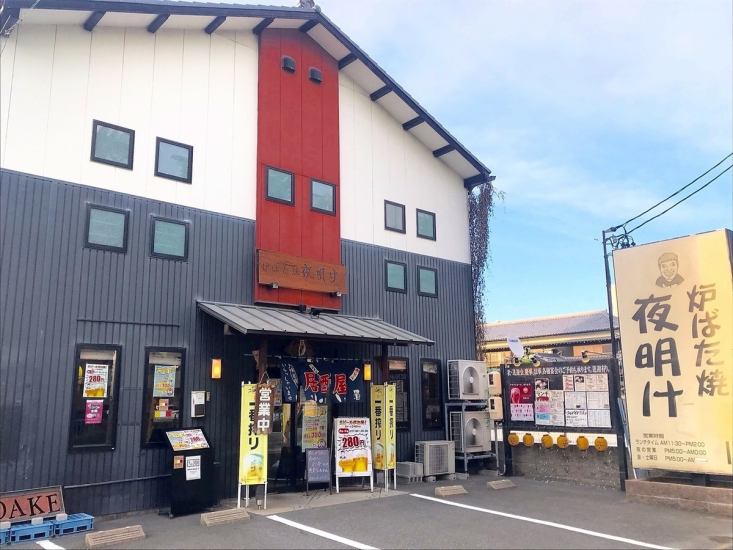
top-left (659, 258), bottom-right (678, 283)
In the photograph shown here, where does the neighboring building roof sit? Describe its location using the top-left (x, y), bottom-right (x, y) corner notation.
top-left (1, 0), bottom-right (495, 190)
top-left (483, 309), bottom-right (617, 343)
top-left (198, 301), bottom-right (434, 346)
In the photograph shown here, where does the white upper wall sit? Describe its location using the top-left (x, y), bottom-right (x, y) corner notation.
top-left (339, 72), bottom-right (471, 264)
top-left (0, 23), bottom-right (258, 219)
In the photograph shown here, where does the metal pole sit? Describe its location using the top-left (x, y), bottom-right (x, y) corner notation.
top-left (602, 229), bottom-right (629, 490)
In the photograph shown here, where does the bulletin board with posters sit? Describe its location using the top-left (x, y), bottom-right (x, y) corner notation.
top-left (503, 358), bottom-right (617, 434)
top-left (614, 229), bottom-right (733, 475)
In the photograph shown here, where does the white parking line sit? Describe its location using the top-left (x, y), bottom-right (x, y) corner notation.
top-left (410, 493), bottom-right (673, 550)
top-left (268, 514), bottom-right (378, 550)
top-left (36, 541), bottom-right (65, 550)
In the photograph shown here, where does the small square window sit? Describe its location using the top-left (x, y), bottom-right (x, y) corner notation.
top-left (266, 167), bottom-right (294, 205)
top-left (85, 204), bottom-right (129, 252)
top-left (384, 200), bottom-right (405, 233)
top-left (91, 120), bottom-right (134, 169)
top-left (416, 209), bottom-right (436, 240)
top-left (311, 180), bottom-right (335, 214)
top-left (385, 260), bottom-right (407, 293)
top-left (151, 217), bottom-right (188, 260)
top-left (418, 266), bottom-right (437, 297)
top-left (155, 138), bottom-right (193, 183)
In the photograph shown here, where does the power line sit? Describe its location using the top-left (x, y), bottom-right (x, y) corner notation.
top-left (626, 163), bottom-right (732, 235)
top-left (621, 152), bottom-right (733, 229)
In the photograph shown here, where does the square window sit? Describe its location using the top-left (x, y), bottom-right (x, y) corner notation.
top-left (384, 200), bottom-right (406, 233)
top-left (85, 204), bottom-right (129, 252)
top-left (416, 209), bottom-right (436, 240)
top-left (151, 218), bottom-right (188, 260)
top-left (385, 260), bottom-right (407, 292)
top-left (91, 120), bottom-right (134, 169)
top-left (311, 180), bottom-right (335, 214)
top-left (69, 345), bottom-right (121, 450)
top-left (417, 267), bottom-right (437, 297)
top-left (266, 167), bottom-right (294, 205)
top-left (155, 138), bottom-right (193, 183)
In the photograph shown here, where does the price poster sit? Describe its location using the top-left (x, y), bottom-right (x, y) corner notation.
top-left (166, 429), bottom-right (209, 451)
top-left (153, 365), bottom-right (177, 397)
top-left (334, 417), bottom-right (372, 478)
top-left (82, 364), bottom-right (108, 398)
top-left (302, 403), bottom-right (328, 449)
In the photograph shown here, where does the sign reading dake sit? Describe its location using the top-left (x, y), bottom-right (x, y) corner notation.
top-left (0, 486), bottom-right (65, 524)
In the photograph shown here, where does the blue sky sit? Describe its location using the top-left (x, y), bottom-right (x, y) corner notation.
top-left (234, 0), bottom-right (733, 321)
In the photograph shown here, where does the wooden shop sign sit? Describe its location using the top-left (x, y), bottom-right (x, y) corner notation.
top-left (257, 249), bottom-right (347, 294)
top-left (0, 486), bottom-right (65, 523)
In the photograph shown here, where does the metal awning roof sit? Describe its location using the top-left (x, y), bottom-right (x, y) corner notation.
top-left (198, 301), bottom-right (434, 346)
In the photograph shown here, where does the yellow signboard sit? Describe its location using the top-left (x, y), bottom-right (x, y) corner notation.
top-left (614, 229), bottom-right (733, 475)
top-left (239, 384), bottom-right (268, 485)
top-left (371, 384), bottom-right (396, 470)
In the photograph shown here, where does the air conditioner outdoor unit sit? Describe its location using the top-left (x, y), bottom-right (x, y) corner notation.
top-left (450, 411), bottom-right (492, 453)
top-left (415, 440), bottom-right (456, 476)
top-left (447, 360), bottom-right (488, 401)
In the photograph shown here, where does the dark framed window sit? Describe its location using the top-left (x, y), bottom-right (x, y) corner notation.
top-left (85, 204), bottom-right (129, 253)
top-left (266, 167), bottom-right (295, 205)
top-left (384, 200), bottom-right (406, 233)
top-left (416, 209), bottom-right (436, 240)
top-left (155, 137), bottom-right (193, 183)
top-left (150, 217), bottom-right (189, 261)
top-left (69, 344), bottom-right (122, 451)
top-left (90, 120), bottom-right (135, 169)
top-left (417, 266), bottom-right (438, 297)
top-left (141, 348), bottom-right (185, 447)
top-left (311, 180), bottom-right (336, 215)
top-left (388, 358), bottom-right (410, 430)
top-left (421, 359), bottom-right (443, 430)
top-left (385, 260), bottom-right (407, 293)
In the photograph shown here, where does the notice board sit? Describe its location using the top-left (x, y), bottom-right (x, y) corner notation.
top-left (306, 448), bottom-right (331, 484)
top-left (504, 359), bottom-right (615, 433)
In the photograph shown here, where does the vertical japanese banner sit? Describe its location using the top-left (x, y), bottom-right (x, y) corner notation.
top-left (385, 384), bottom-right (396, 470)
top-left (371, 385), bottom-right (385, 470)
top-left (614, 229), bottom-right (733, 475)
top-left (239, 384), bottom-right (268, 485)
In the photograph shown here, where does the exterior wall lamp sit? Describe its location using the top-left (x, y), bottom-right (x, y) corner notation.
top-left (363, 361), bottom-right (372, 382)
top-left (211, 358), bottom-right (222, 379)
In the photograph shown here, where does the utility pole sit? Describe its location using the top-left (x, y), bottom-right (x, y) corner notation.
top-left (602, 227), bottom-right (630, 490)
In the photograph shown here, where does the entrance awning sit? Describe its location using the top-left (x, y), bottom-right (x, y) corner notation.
top-left (198, 301), bottom-right (434, 346)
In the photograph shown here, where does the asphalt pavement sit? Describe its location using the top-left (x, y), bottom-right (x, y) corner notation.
top-left (11, 472), bottom-right (733, 549)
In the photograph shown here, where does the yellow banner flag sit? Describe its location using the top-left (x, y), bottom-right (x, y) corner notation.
top-left (371, 384), bottom-right (397, 470)
top-left (239, 384), bottom-right (268, 485)
top-left (614, 229), bottom-right (733, 475)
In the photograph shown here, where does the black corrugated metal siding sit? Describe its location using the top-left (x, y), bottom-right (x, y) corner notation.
top-left (0, 170), bottom-right (476, 512)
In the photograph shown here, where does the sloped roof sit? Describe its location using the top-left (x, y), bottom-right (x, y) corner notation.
top-left (1, 0), bottom-right (494, 190)
top-left (483, 310), bottom-right (617, 343)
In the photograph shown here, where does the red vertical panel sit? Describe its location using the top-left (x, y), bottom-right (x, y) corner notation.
top-left (255, 29), bottom-right (341, 310)
top-left (255, 31), bottom-right (282, 305)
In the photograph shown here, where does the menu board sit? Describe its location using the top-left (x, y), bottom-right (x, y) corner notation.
top-left (504, 360), bottom-right (614, 432)
top-left (165, 428), bottom-right (209, 451)
top-left (306, 448), bottom-right (331, 484)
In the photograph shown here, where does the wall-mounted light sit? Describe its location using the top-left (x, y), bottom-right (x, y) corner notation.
top-left (531, 355), bottom-right (541, 368)
top-left (269, 282), bottom-right (279, 289)
top-left (211, 358), bottom-right (222, 380)
top-left (363, 361), bottom-right (372, 382)
top-left (331, 290), bottom-right (342, 297)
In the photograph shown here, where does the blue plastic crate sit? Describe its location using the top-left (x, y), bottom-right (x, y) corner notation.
top-left (9, 521), bottom-right (53, 544)
top-left (0, 527), bottom-right (9, 546)
top-left (53, 513), bottom-right (94, 536)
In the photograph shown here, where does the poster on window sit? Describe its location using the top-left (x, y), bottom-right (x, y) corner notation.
top-left (82, 364), bottom-right (108, 398)
top-left (84, 399), bottom-right (104, 424)
top-left (302, 403), bottom-right (328, 449)
top-left (153, 365), bottom-right (177, 397)
top-left (509, 383), bottom-right (534, 421)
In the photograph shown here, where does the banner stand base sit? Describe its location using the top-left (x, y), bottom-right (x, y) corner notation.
top-left (237, 482), bottom-right (267, 510)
